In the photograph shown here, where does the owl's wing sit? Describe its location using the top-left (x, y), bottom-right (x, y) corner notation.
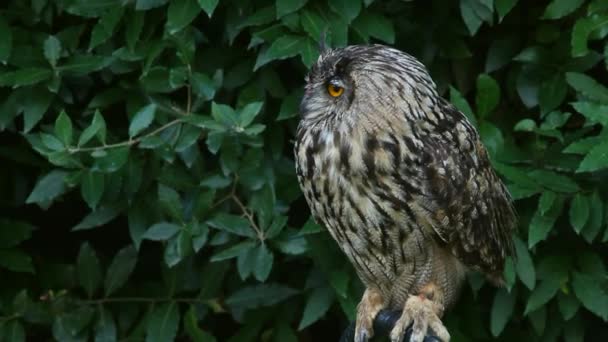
top-left (408, 100), bottom-right (516, 281)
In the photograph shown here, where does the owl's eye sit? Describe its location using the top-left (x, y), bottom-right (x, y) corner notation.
top-left (327, 84), bottom-right (344, 97)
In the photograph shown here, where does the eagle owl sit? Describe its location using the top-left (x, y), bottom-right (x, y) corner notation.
top-left (294, 45), bottom-right (516, 342)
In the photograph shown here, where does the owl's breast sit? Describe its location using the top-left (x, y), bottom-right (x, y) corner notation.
top-left (295, 126), bottom-right (420, 289)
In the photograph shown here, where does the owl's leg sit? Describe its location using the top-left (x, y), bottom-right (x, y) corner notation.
top-left (389, 283), bottom-right (450, 342)
top-left (354, 287), bottom-right (385, 342)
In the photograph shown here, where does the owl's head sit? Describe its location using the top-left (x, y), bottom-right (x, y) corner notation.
top-left (299, 44), bottom-right (438, 129)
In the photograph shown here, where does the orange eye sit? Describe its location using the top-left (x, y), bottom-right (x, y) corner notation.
top-left (327, 84), bottom-right (344, 97)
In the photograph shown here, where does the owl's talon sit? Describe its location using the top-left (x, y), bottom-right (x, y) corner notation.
top-left (355, 288), bottom-right (385, 342)
top-left (390, 295), bottom-right (449, 342)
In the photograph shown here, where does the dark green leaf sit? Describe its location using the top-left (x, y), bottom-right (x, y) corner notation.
top-left (166, 0), bottom-right (201, 34)
top-left (450, 86), bottom-right (477, 127)
top-left (0, 219), bottom-right (35, 248)
top-left (569, 193), bottom-right (589, 234)
top-left (352, 12), bottom-right (395, 44)
top-left (0, 15), bottom-right (12, 64)
top-left (89, 7), bottom-right (124, 50)
top-left (0, 248), bottom-right (34, 273)
top-left (328, 0), bottom-right (361, 23)
top-left (146, 302), bottom-right (180, 342)
top-left (104, 245), bottom-right (137, 296)
top-left (253, 243), bottom-right (273, 281)
top-left (207, 213), bottom-right (256, 238)
top-left (225, 283), bottom-right (298, 309)
top-left (92, 146), bottom-right (130, 173)
top-left (571, 102), bottom-right (608, 126)
top-left (542, 0), bottom-right (585, 20)
top-left (495, 0), bottom-right (518, 21)
top-left (198, 0), bottom-right (219, 17)
top-left (577, 139), bottom-right (608, 172)
top-left (129, 104), bottom-right (156, 138)
top-left (298, 286), bottom-right (334, 330)
top-left (136, 0), bottom-right (168, 10)
top-left (558, 292), bottom-right (580, 320)
top-left (81, 171), bottom-right (105, 209)
top-left (490, 288), bottom-right (516, 336)
top-left (254, 35), bottom-right (306, 70)
top-left (77, 242), bottom-right (102, 297)
top-left (476, 74), bottom-right (500, 118)
top-left (79, 110), bottom-right (107, 146)
top-left (54, 110), bottom-right (73, 146)
top-left (43, 35), bottom-right (61, 66)
top-left (211, 240), bottom-right (256, 261)
top-left (571, 272), bottom-right (608, 320)
top-left (143, 222), bottom-right (181, 241)
top-left (529, 194), bottom-right (565, 248)
top-left (276, 0), bottom-right (307, 18)
top-left (73, 205), bottom-right (122, 231)
top-left (10, 68), bottom-right (52, 88)
top-left (572, 15), bottom-right (608, 57)
top-left (26, 170), bottom-right (68, 205)
top-left (566, 72), bottom-right (608, 103)
top-left (184, 306), bottom-right (217, 342)
top-left (2, 320), bottom-right (25, 342)
top-left (524, 279), bottom-right (560, 315)
top-left (514, 238), bottom-right (536, 290)
top-left (94, 307), bottom-right (117, 342)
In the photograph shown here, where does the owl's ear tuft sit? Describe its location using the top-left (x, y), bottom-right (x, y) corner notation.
top-left (335, 57), bottom-right (352, 77)
top-left (318, 29), bottom-right (330, 54)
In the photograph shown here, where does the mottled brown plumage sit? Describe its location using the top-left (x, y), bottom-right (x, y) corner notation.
top-left (294, 45), bottom-right (516, 342)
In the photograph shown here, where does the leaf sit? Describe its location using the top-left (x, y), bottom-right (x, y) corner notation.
top-left (95, 307), bottom-right (117, 342)
top-left (2, 320), bottom-right (25, 342)
top-left (54, 110), bottom-right (73, 146)
top-left (0, 220), bottom-right (35, 248)
top-left (542, 0), bottom-right (584, 19)
top-left (129, 104), bottom-right (156, 138)
top-left (298, 286), bottom-right (334, 330)
top-left (300, 10), bottom-right (326, 42)
top-left (225, 283), bottom-right (298, 309)
top-left (44, 35), bottom-right (62, 66)
top-left (89, 7), bottom-right (123, 50)
top-left (79, 110), bottom-right (107, 146)
top-left (253, 244), bottom-right (273, 282)
top-left (77, 242), bottom-right (102, 297)
top-left (582, 191), bottom-right (603, 243)
top-left (352, 12), bottom-right (395, 44)
top-left (490, 288), bottom-right (516, 336)
top-left (276, 0), bottom-right (307, 18)
top-left (23, 88), bottom-right (53, 133)
top-left (476, 74), bottom-right (500, 118)
top-left (146, 302), bottom-right (180, 342)
top-left (514, 238), bottom-right (536, 290)
top-left (569, 193), bottom-right (589, 234)
top-left (449, 88), bottom-right (477, 130)
top-left (143, 222), bottom-right (182, 241)
top-left (104, 245), bottom-right (137, 296)
top-left (166, 0), bottom-right (201, 34)
top-left (92, 146), bottom-right (130, 173)
top-left (571, 272), bottom-right (608, 320)
top-left (11, 68), bottom-right (52, 88)
top-left (73, 205), bottom-right (122, 231)
top-left (0, 248), bottom-right (34, 273)
top-left (26, 170), bottom-right (68, 205)
top-left (211, 241), bottom-right (256, 261)
top-left (495, 0), bottom-right (518, 21)
top-left (571, 102), bottom-right (608, 126)
top-left (238, 102), bottom-right (264, 127)
top-left (328, 0), bottom-right (361, 23)
top-left (184, 306), bottom-right (217, 342)
top-left (158, 184), bottom-right (183, 220)
top-left (254, 35), bottom-right (306, 70)
top-left (539, 75), bottom-right (567, 114)
top-left (572, 15), bottom-right (608, 57)
top-left (81, 171), bottom-right (105, 209)
top-left (0, 15), bottom-right (12, 64)
top-left (524, 279), bottom-right (560, 315)
top-left (460, 0), bottom-right (485, 35)
top-left (198, 0), bottom-right (219, 17)
top-left (565, 72), bottom-right (608, 103)
top-left (558, 292), bottom-right (580, 320)
top-left (207, 213), bottom-right (256, 238)
top-left (528, 195), bottom-right (564, 248)
top-left (577, 139), bottom-right (608, 172)
top-left (136, 0), bottom-right (168, 10)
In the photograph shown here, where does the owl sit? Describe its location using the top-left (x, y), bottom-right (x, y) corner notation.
top-left (294, 45), bottom-right (516, 342)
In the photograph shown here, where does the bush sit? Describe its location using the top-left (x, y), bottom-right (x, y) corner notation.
top-left (0, 0), bottom-right (607, 341)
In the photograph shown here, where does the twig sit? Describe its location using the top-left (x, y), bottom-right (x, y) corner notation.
top-left (68, 119), bottom-right (183, 154)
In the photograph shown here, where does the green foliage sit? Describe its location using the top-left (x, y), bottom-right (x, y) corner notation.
top-left (0, 0), bottom-right (607, 341)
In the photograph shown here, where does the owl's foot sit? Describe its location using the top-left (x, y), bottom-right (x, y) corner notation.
top-left (390, 286), bottom-right (450, 342)
top-left (354, 287), bottom-right (385, 342)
